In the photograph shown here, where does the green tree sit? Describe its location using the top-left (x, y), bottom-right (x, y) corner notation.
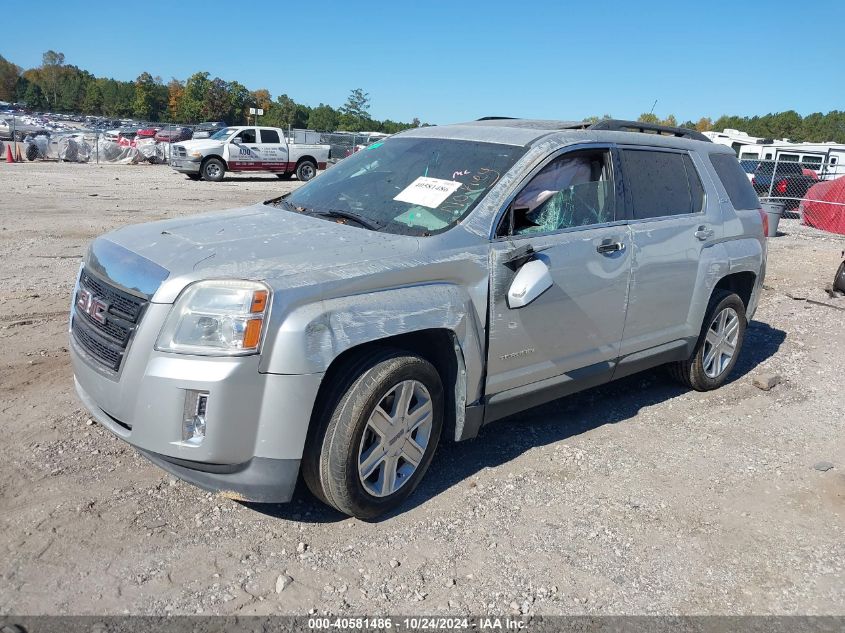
top-left (265, 94), bottom-right (297, 129)
top-left (81, 81), bottom-right (102, 114)
top-left (227, 80), bottom-right (250, 124)
top-left (180, 71), bottom-right (210, 122)
top-left (202, 77), bottom-right (231, 122)
top-left (340, 88), bottom-right (371, 131)
top-left (133, 72), bottom-right (158, 119)
top-left (660, 114), bottom-right (678, 127)
top-left (23, 81), bottom-right (45, 109)
top-left (307, 103), bottom-right (339, 131)
top-left (40, 50), bottom-right (65, 109)
top-left (637, 112), bottom-right (659, 124)
top-left (0, 55), bottom-right (21, 102)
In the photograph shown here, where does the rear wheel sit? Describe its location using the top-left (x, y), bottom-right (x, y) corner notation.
top-left (302, 349), bottom-right (444, 519)
top-left (296, 160), bottom-right (317, 182)
top-left (201, 157), bottom-right (225, 182)
top-left (669, 290), bottom-right (746, 391)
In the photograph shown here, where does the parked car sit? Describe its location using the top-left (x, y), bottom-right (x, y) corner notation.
top-left (191, 121), bottom-right (227, 139)
top-left (154, 127), bottom-right (193, 143)
top-left (752, 160), bottom-right (818, 209)
top-left (117, 128), bottom-right (139, 141)
top-left (169, 125), bottom-right (329, 181)
top-left (740, 159), bottom-right (759, 183)
top-left (70, 118), bottom-right (767, 518)
top-left (135, 126), bottom-right (160, 139)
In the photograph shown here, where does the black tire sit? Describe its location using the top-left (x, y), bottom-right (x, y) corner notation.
top-left (833, 260), bottom-right (845, 294)
top-left (302, 349), bottom-right (444, 519)
top-left (669, 290), bottom-right (747, 391)
top-left (25, 142), bottom-right (39, 161)
top-left (295, 160), bottom-right (317, 182)
top-left (201, 157), bottom-right (225, 182)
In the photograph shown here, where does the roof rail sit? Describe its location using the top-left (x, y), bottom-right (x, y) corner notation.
top-left (586, 119), bottom-right (711, 142)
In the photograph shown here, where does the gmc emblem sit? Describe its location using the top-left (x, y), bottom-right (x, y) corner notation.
top-left (76, 288), bottom-right (109, 325)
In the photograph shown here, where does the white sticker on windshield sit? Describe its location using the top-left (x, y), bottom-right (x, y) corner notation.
top-left (393, 177), bottom-right (463, 209)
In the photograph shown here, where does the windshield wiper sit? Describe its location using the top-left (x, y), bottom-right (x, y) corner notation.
top-left (310, 209), bottom-right (383, 231)
top-left (269, 196), bottom-right (301, 212)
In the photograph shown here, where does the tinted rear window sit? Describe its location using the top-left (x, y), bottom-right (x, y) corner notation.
top-left (709, 153), bottom-right (760, 210)
top-left (622, 150), bottom-right (703, 219)
top-left (261, 129), bottom-right (280, 144)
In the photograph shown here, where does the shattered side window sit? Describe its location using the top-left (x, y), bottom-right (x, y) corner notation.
top-left (511, 150), bottom-right (616, 235)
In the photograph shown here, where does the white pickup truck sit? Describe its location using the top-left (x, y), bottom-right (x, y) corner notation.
top-left (170, 125), bottom-right (330, 182)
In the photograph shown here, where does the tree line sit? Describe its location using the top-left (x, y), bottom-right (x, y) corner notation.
top-left (0, 52), bottom-right (423, 133)
top-left (2, 52), bottom-right (844, 142)
top-left (588, 110), bottom-right (845, 144)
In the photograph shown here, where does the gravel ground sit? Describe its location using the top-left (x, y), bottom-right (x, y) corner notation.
top-left (0, 162), bottom-right (843, 616)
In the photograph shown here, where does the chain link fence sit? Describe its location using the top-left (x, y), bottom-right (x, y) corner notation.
top-left (745, 157), bottom-right (845, 235)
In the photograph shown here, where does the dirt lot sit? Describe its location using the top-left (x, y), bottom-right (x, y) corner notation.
top-left (0, 162), bottom-right (843, 616)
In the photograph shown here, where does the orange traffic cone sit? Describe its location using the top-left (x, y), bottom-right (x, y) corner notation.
top-left (5, 143), bottom-right (14, 163)
top-left (14, 142), bottom-right (22, 162)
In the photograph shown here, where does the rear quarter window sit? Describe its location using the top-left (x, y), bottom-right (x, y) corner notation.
top-left (622, 150), bottom-right (703, 219)
top-left (709, 153), bottom-right (761, 210)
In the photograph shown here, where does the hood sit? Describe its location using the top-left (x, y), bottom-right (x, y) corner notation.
top-left (97, 202), bottom-right (421, 301)
top-left (175, 138), bottom-right (224, 151)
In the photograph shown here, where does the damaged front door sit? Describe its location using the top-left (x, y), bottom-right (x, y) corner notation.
top-left (484, 146), bottom-right (632, 408)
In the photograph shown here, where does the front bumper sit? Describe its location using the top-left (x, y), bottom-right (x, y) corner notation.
top-left (71, 321), bottom-right (324, 502)
top-left (140, 449), bottom-right (300, 503)
top-left (170, 158), bottom-right (201, 174)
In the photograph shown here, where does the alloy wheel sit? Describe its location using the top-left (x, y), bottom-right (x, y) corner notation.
top-left (703, 307), bottom-right (740, 378)
top-left (357, 380), bottom-right (433, 497)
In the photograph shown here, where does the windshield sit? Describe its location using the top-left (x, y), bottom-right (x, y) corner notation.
top-left (210, 127), bottom-right (238, 140)
top-left (273, 136), bottom-right (526, 235)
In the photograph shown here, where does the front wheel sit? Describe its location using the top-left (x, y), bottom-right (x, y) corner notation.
top-left (302, 349), bottom-right (444, 519)
top-left (670, 290), bottom-right (747, 391)
top-left (201, 157), bottom-right (225, 182)
top-left (296, 160), bottom-right (317, 182)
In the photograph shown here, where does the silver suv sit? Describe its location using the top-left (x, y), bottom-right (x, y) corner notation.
top-left (70, 119), bottom-right (767, 518)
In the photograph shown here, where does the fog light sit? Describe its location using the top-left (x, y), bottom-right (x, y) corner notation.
top-left (182, 390), bottom-right (209, 445)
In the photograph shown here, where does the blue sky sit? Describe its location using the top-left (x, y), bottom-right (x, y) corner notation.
top-left (4, 0), bottom-right (844, 124)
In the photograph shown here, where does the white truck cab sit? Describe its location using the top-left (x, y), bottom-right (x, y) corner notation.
top-left (171, 125), bottom-right (329, 182)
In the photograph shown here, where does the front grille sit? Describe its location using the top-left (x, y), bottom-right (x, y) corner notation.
top-left (72, 269), bottom-right (149, 371)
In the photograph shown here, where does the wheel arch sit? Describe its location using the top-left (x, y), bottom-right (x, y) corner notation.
top-left (198, 153), bottom-right (225, 168)
top-left (260, 283), bottom-right (487, 443)
top-left (714, 270), bottom-right (757, 310)
top-left (312, 329), bottom-right (470, 445)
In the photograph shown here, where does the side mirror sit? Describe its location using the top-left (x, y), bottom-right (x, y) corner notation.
top-left (507, 258), bottom-right (553, 308)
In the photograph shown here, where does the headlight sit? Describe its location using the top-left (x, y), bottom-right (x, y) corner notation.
top-left (156, 280), bottom-right (270, 355)
top-left (189, 150), bottom-right (203, 158)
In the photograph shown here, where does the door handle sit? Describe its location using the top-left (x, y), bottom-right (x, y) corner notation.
top-left (694, 226), bottom-right (714, 241)
top-left (596, 240), bottom-right (625, 254)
